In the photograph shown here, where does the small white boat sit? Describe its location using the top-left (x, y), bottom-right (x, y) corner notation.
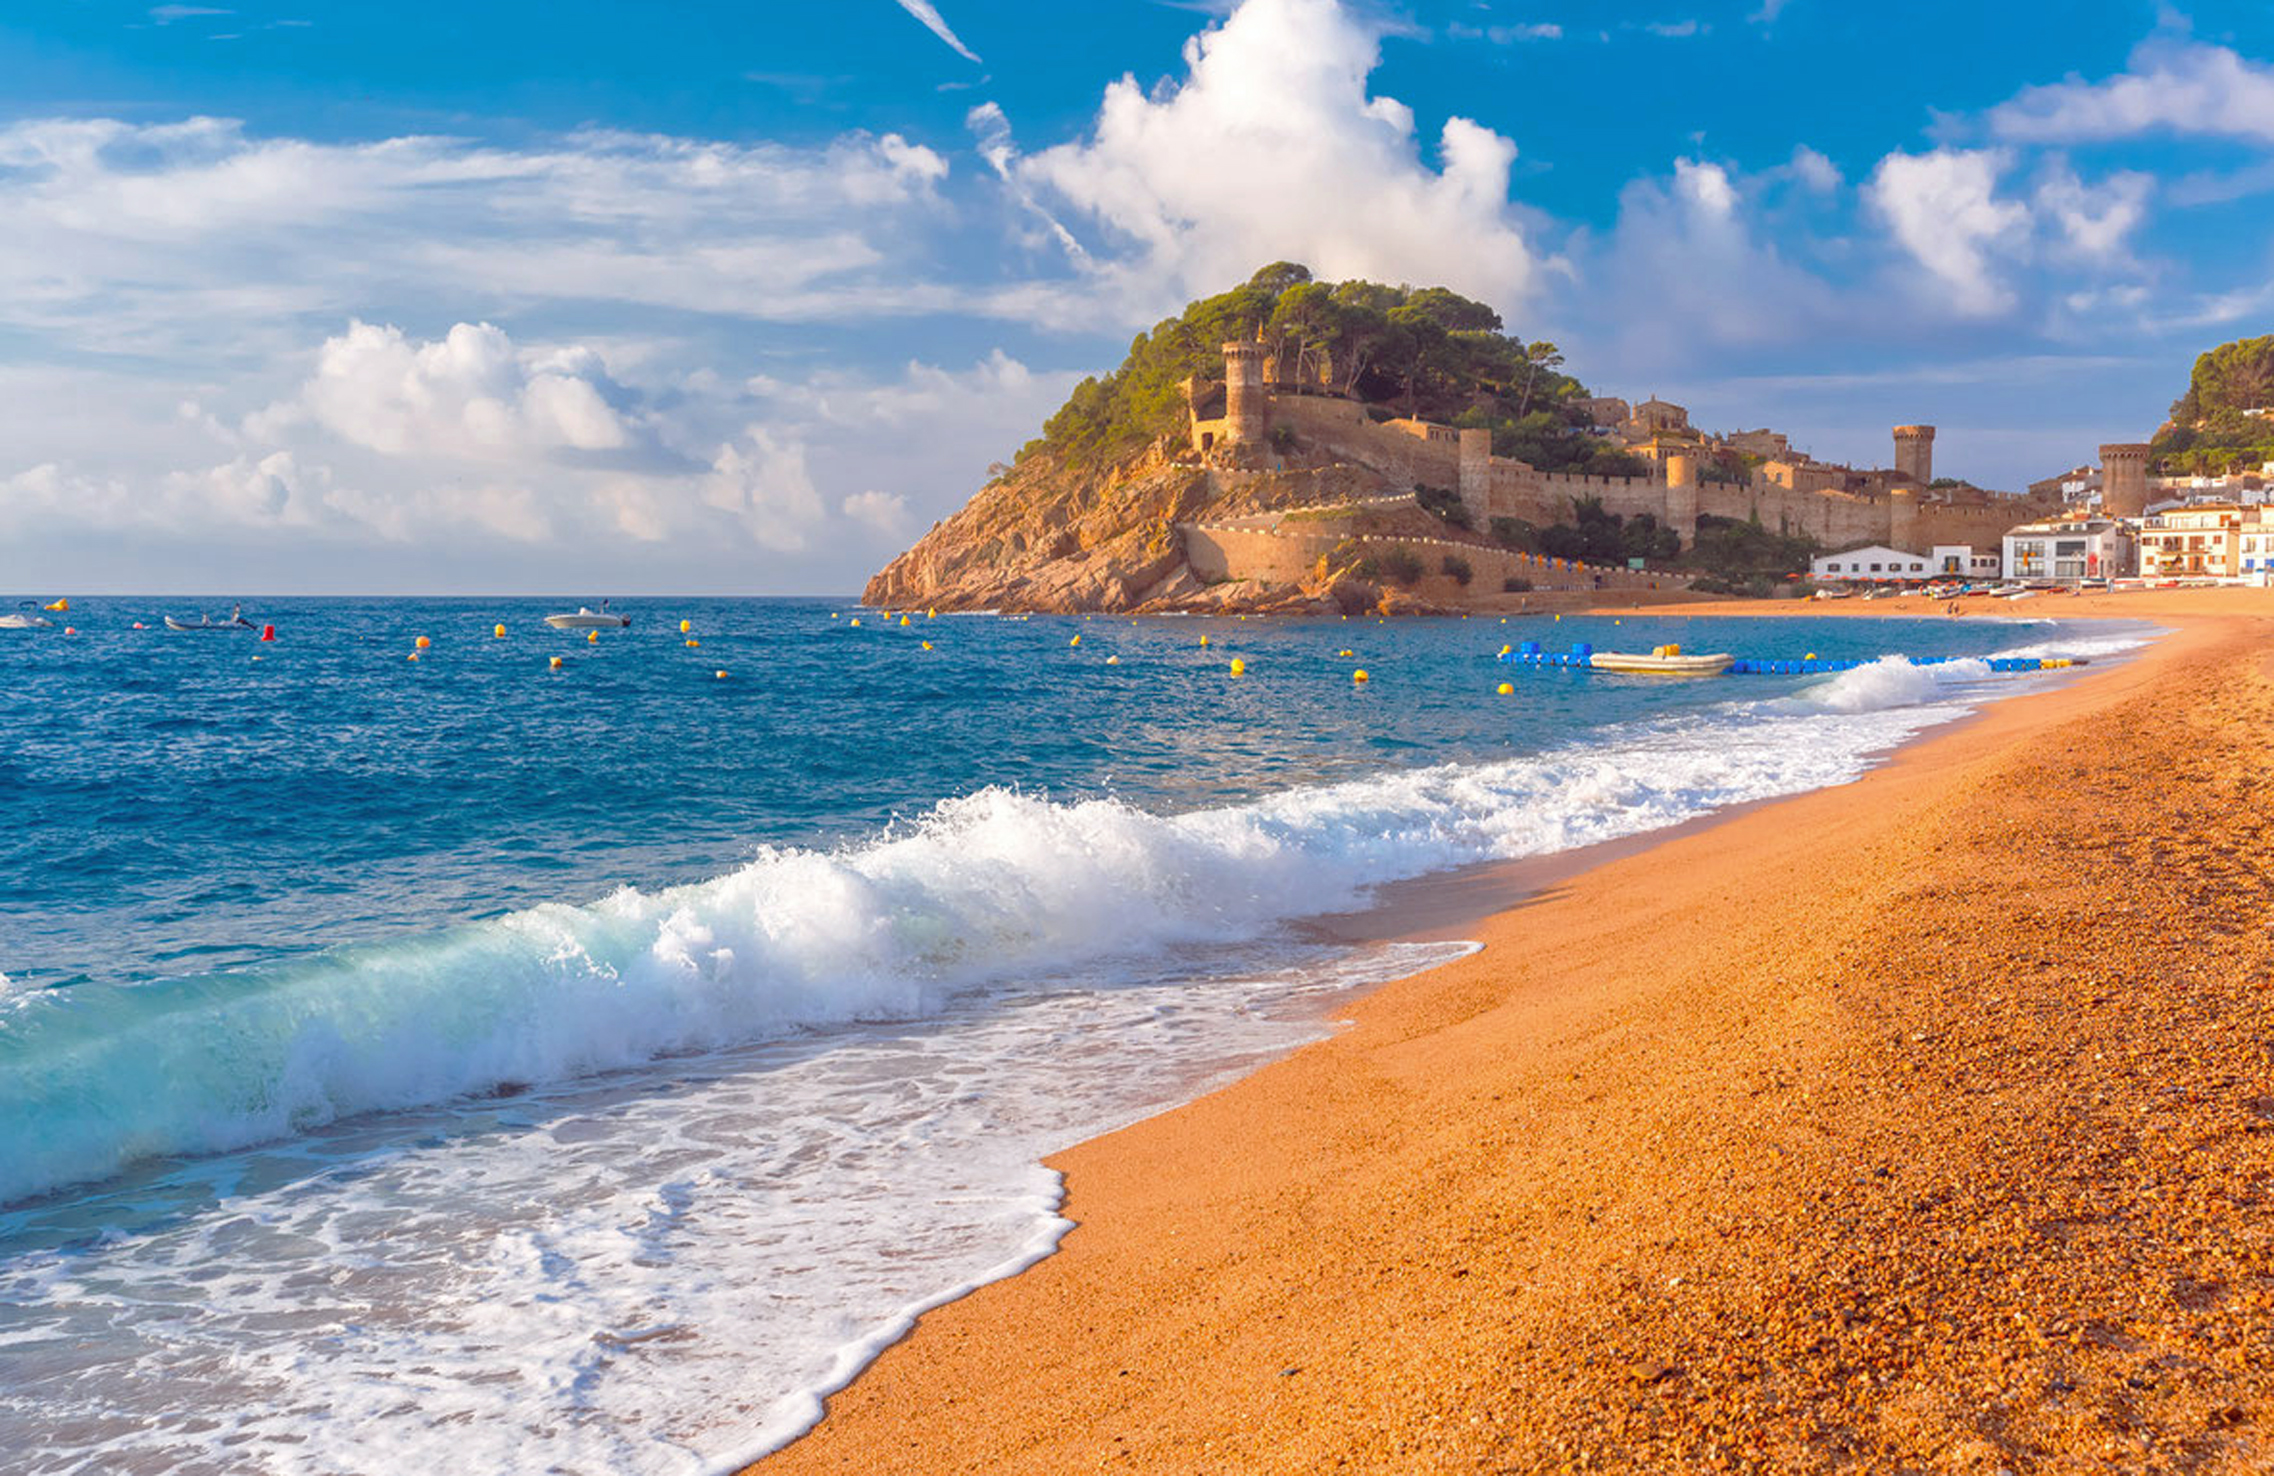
top-left (164, 613), bottom-right (254, 631)
top-left (1589, 644), bottom-right (1734, 677)
top-left (0, 613), bottom-right (53, 629)
top-left (544, 606), bottom-right (630, 630)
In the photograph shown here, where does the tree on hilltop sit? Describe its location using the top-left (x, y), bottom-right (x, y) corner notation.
top-left (1019, 263), bottom-right (1619, 474)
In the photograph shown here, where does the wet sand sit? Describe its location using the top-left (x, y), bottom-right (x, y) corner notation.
top-left (752, 588), bottom-right (2274, 1473)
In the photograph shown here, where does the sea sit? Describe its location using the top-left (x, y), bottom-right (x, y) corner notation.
top-left (0, 597), bottom-right (2153, 1475)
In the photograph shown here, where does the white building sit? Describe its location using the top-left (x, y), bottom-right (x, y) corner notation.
top-left (1810, 544), bottom-right (1998, 582)
top-left (2002, 518), bottom-right (2136, 582)
top-left (1930, 544), bottom-right (2003, 579)
top-left (1810, 544), bottom-right (1934, 582)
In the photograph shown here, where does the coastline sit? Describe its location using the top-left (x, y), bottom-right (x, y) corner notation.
top-left (749, 591), bottom-right (2274, 1472)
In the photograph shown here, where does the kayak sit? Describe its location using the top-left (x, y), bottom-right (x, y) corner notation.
top-left (164, 615), bottom-right (255, 631)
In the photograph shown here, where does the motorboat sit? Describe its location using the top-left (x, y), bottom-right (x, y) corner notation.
top-left (1589, 644), bottom-right (1734, 677)
top-left (0, 613), bottom-right (53, 629)
top-left (544, 606), bottom-right (630, 630)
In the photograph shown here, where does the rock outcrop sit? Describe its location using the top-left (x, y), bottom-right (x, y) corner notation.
top-left (862, 444), bottom-right (1399, 614)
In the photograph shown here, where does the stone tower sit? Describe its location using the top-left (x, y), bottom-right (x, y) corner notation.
top-left (1662, 450), bottom-right (1698, 545)
top-left (1888, 485), bottom-right (1919, 552)
top-left (1222, 341), bottom-right (1266, 449)
top-left (2099, 442), bottom-right (2151, 519)
top-left (1892, 425), bottom-right (1935, 486)
top-left (1457, 427), bottom-right (1493, 529)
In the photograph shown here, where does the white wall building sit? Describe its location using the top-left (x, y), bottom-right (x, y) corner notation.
top-left (2002, 518), bottom-right (2135, 582)
top-left (1810, 544), bottom-right (1998, 582)
top-left (1811, 544), bottom-right (1933, 582)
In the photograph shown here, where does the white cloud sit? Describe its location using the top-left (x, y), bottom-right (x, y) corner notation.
top-left (2034, 164), bottom-right (2153, 263)
top-left (1642, 20), bottom-right (1703, 38)
top-left (1864, 148), bottom-right (2030, 316)
top-left (264, 320), bottom-right (644, 462)
top-left (1600, 156), bottom-right (1845, 350)
top-left (841, 490), bottom-right (913, 536)
top-left (893, 0), bottom-right (982, 64)
top-left (1002, 0), bottom-right (1545, 317)
top-left (1786, 144), bottom-right (1840, 192)
top-left (1991, 38), bottom-right (2274, 146)
top-left (0, 116), bottom-right (953, 356)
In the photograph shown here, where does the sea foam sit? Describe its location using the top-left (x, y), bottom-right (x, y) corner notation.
top-left (0, 641), bottom-right (2078, 1210)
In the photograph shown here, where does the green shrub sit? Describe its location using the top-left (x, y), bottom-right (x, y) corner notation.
top-left (1502, 576), bottom-right (1533, 593)
top-left (1377, 547), bottom-right (1425, 587)
top-left (1442, 553), bottom-right (1473, 586)
top-left (1412, 483), bottom-right (1471, 528)
top-left (1489, 516), bottom-right (1540, 552)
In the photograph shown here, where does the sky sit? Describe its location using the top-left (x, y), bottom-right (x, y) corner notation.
top-left (5, 0), bottom-right (2274, 594)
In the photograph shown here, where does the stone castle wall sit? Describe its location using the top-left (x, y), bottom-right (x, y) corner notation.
top-left (1181, 521), bottom-right (1676, 596)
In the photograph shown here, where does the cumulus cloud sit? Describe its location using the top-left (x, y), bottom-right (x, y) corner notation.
top-left (260, 320), bottom-right (648, 463)
top-left (1601, 156), bottom-right (1845, 349)
top-left (1864, 148), bottom-right (2031, 315)
top-left (841, 490), bottom-right (913, 536)
top-left (2034, 164), bottom-right (2154, 263)
top-left (999, 0), bottom-right (1544, 316)
top-left (1991, 37), bottom-right (2274, 146)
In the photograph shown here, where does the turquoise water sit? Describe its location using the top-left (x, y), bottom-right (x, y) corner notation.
top-left (0, 598), bottom-right (2144, 1474)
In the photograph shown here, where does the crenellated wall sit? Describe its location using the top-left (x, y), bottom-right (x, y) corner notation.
top-left (1197, 365), bottom-right (2062, 558)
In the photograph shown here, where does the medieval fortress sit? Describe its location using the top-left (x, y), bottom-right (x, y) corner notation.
top-left (1172, 340), bottom-right (2138, 585)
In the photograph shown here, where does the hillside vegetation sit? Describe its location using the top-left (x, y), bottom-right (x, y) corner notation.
top-left (1025, 262), bottom-right (1644, 477)
top-left (2151, 334), bottom-right (2274, 474)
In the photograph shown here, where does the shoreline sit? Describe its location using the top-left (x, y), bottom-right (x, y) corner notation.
top-left (749, 590), bottom-right (2274, 1472)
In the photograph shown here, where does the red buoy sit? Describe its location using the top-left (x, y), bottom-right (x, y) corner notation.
top-left (261, 624), bottom-right (276, 641)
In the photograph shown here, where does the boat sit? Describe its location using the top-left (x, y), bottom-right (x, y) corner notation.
top-left (1588, 644), bottom-right (1734, 677)
top-left (0, 613), bottom-right (53, 629)
top-left (164, 606), bottom-right (255, 631)
top-left (544, 605), bottom-right (630, 630)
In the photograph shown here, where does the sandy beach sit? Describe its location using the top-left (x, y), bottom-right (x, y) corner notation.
top-left (753, 589), bottom-right (2274, 1473)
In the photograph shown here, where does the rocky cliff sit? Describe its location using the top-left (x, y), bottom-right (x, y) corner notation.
top-left (862, 445), bottom-right (1403, 613)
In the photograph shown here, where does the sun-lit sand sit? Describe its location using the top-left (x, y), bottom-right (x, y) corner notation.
top-left (752, 587), bottom-right (2274, 1472)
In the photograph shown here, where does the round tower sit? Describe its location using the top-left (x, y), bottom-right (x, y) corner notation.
top-left (1222, 341), bottom-right (1266, 449)
top-left (1663, 451), bottom-right (1698, 546)
top-left (2099, 442), bottom-right (2151, 519)
top-left (1892, 425), bottom-right (1935, 486)
top-left (1888, 485), bottom-right (1919, 553)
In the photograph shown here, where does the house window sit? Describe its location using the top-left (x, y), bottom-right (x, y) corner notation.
top-left (1870, 562), bottom-right (1883, 572)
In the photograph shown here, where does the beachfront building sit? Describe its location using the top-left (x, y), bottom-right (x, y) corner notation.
top-left (1810, 544), bottom-right (1933, 582)
top-left (2003, 518), bottom-right (2136, 582)
top-left (2138, 504), bottom-right (2249, 579)
top-left (1930, 544), bottom-right (2003, 579)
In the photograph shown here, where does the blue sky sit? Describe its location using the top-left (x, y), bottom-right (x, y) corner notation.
top-left (5, 0), bottom-right (2274, 592)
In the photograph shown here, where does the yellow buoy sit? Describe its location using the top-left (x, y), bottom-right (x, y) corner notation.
top-left (549, 656), bottom-right (563, 669)
top-left (1497, 682), bottom-right (1514, 695)
top-left (680, 619), bottom-right (691, 634)
top-left (715, 669), bottom-right (728, 679)
top-left (1229, 658), bottom-right (1246, 676)
top-left (1106, 655), bottom-right (1120, 665)
top-left (1804, 652), bottom-right (1817, 661)
top-left (408, 652), bottom-right (420, 663)
top-left (43, 598), bottom-right (67, 612)
top-left (587, 630), bottom-right (599, 644)
top-left (1070, 634), bottom-right (1081, 646)
top-left (927, 608), bottom-right (936, 619)
top-left (1199, 635), bottom-right (1210, 647)
top-left (686, 638), bottom-right (700, 648)
top-left (1352, 669), bottom-right (1369, 683)
top-left (494, 624), bottom-right (507, 639)
top-left (1337, 648), bottom-right (1354, 657)
top-left (414, 634), bottom-right (431, 649)
top-left (850, 618), bottom-right (862, 627)
top-left (900, 615), bottom-right (910, 626)
top-left (921, 640), bottom-right (933, 650)
top-left (1498, 644), bottom-right (1512, 656)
